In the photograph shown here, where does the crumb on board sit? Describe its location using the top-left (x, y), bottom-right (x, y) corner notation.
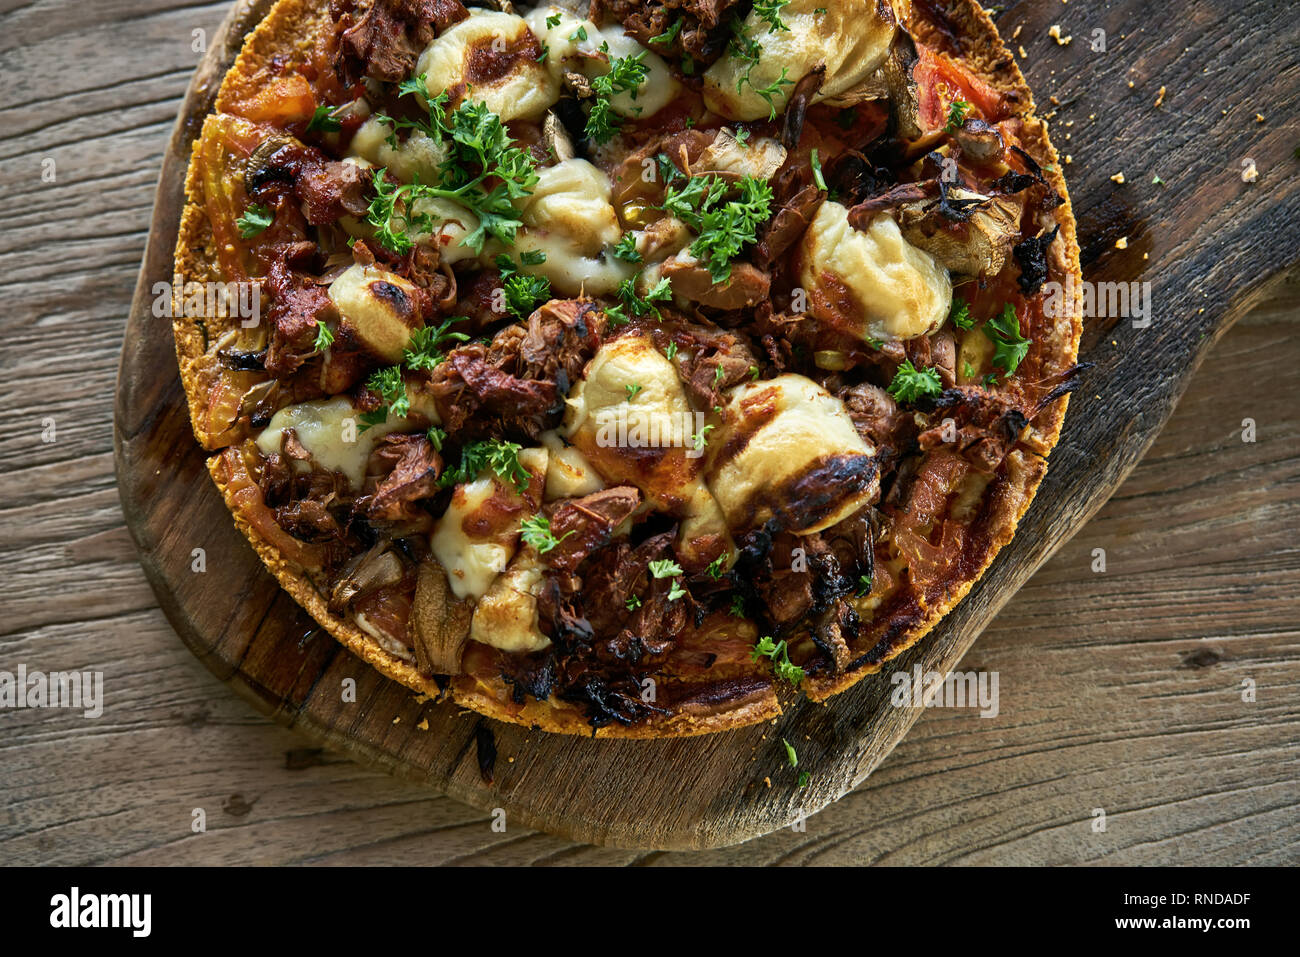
top-left (1115, 237), bottom-right (1129, 250)
top-left (392, 716), bottom-right (400, 724)
top-left (764, 776), bottom-right (772, 788)
top-left (1111, 171), bottom-right (1126, 184)
top-left (1065, 154), bottom-right (1073, 164)
top-left (1256, 113), bottom-right (1266, 123)
top-left (1012, 24), bottom-right (1022, 39)
top-left (1048, 24), bottom-right (1072, 45)
top-left (1155, 86), bottom-right (1167, 107)
top-left (416, 717), bottom-right (429, 731)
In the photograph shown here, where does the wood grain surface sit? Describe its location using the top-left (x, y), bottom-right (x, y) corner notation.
top-left (2, 0), bottom-right (1298, 863)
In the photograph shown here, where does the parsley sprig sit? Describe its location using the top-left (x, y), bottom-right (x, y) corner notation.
top-left (660, 174), bottom-right (773, 281)
top-left (887, 360), bottom-right (944, 403)
top-left (368, 78), bottom-right (541, 254)
top-left (519, 514), bottom-right (574, 554)
top-left (441, 438), bottom-right (531, 494)
top-left (403, 317), bottom-right (470, 371)
top-left (752, 636), bottom-right (805, 687)
top-left (585, 49), bottom-right (650, 143)
top-left (983, 304), bottom-right (1032, 377)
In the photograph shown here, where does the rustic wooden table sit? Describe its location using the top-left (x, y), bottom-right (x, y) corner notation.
top-left (1, 0), bottom-right (1297, 865)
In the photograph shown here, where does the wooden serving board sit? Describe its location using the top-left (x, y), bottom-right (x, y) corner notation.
top-left (113, 0), bottom-right (1300, 849)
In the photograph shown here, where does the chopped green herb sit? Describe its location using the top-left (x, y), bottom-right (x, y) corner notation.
top-left (366, 365), bottom-right (410, 419)
top-left (810, 148), bottom-right (827, 192)
top-left (706, 552), bottom-right (728, 579)
top-left (403, 316), bottom-right (470, 371)
top-left (613, 232), bottom-right (642, 263)
top-left (306, 104), bottom-right (343, 133)
top-left (426, 426), bottom-right (446, 451)
top-left (504, 273), bottom-right (552, 318)
top-left (983, 303), bottom-right (1031, 376)
top-left (753, 0), bottom-right (792, 33)
top-left (236, 203), bottom-right (273, 239)
top-left (519, 514), bottom-right (575, 554)
top-left (649, 19), bottom-right (683, 46)
top-left (441, 438), bottom-right (531, 493)
top-left (949, 296), bottom-right (974, 330)
top-left (667, 579), bottom-right (687, 601)
top-left (751, 635), bottom-right (805, 687)
top-left (887, 359), bottom-right (943, 403)
top-left (313, 320), bottom-right (334, 352)
top-left (782, 737), bottom-right (798, 768)
top-left (585, 51), bottom-right (650, 143)
top-left (649, 559), bottom-right (683, 579)
top-left (945, 98), bottom-right (971, 133)
top-left (569, 25), bottom-right (587, 41)
top-left (692, 423), bottom-right (715, 452)
top-left (625, 382), bottom-right (643, 401)
top-left (855, 574), bottom-right (872, 597)
top-left (659, 174), bottom-right (773, 282)
top-left (625, 594), bottom-right (642, 611)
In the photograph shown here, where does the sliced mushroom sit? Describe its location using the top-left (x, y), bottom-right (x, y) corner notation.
top-left (244, 134), bottom-right (301, 194)
top-left (543, 110), bottom-right (576, 163)
top-left (882, 32), bottom-right (922, 142)
top-left (694, 128), bottom-right (787, 183)
top-left (410, 559), bottom-right (473, 675)
top-left (952, 118), bottom-right (1005, 165)
top-left (329, 543), bottom-right (405, 611)
top-left (897, 192), bottom-right (1023, 277)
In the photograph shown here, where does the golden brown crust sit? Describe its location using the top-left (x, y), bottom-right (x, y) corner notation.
top-left (175, 0), bottom-right (1083, 736)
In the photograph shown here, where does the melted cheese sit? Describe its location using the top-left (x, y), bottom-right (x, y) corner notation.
top-left (799, 202), bottom-right (952, 342)
top-left (409, 196), bottom-right (485, 265)
top-left (526, 7), bottom-right (679, 120)
top-left (416, 11), bottom-right (559, 122)
top-left (564, 335), bottom-right (731, 562)
top-left (255, 397), bottom-right (401, 489)
top-left (539, 429), bottom-right (605, 500)
top-left (706, 374), bottom-right (878, 535)
top-left (327, 264), bottom-right (421, 363)
top-left (348, 117), bottom-right (449, 184)
top-left (514, 159), bottom-right (634, 296)
top-left (468, 548), bottom-right (551, 652)
top-left (429, 447), bottom-right (548, 601)
top-left (702, 0), bottom-right (898, 121)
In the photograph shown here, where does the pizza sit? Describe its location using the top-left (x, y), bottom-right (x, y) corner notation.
top-left (171, 0), bottom-right (1082, 736)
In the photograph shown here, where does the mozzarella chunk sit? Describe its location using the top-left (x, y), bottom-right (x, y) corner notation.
top-left (798, 202), bottom-right (952, 342)
top-left (327, 264), bottom-right (422, 363)
top-left (526, 6), bottom-right (680, 119)
top-left (429, 447), bottom-right (548, 601)
top-left (255, 397), bottom-right (401, 489)
top-left (564, 334), bottom-right (701, 510)
top-left (706, 374), bottom-right (879, 535)
top-left (514, 159), bottom-right (634, 295)
top-left (416, 11), bottom-right (559, 122)
top-left (409, 196), bottom-right (485, 265)
top-left (702, 0), bottom-right (898, 121)
top-left (348, 117), bottom-right (449, 184)
top-left (468, 549), bottom-right (551, 653)
top-left (564, 334), bottom-right (728, 530)
top-left (539, 429), bottom-right (605, 500)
